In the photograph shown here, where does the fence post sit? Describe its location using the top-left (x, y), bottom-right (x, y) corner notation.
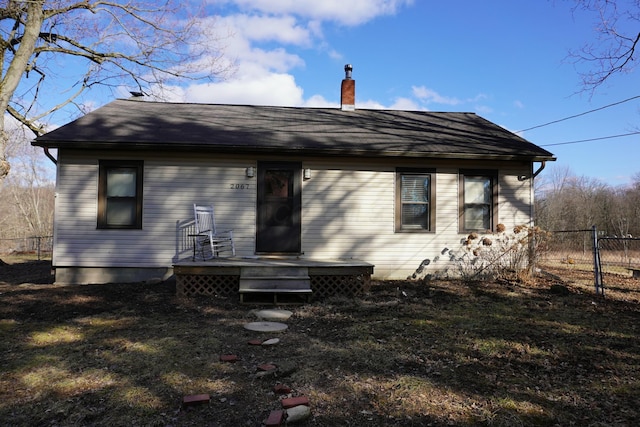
top-left (592, 225), bottom-right (603, 296)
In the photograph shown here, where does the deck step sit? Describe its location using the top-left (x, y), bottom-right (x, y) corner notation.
top-left (239, 266), bottom-right (311, 291)
top-left (241, 266), bottom-right (308, 277)
top-left (239, 277), bottom-right (311, 291)
top-left (239, 266), bottom-right (312, 303)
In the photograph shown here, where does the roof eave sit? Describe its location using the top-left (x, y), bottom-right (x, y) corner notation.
top-left (31, 140), bottom-right (556, 162)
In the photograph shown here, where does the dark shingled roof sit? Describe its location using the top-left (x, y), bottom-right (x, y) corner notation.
top-left (33, 99), bottom-right (555, 161)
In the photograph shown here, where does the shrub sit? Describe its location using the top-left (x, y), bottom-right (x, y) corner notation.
top-left (408, 225), bottom-right (551, 283)
top-left (455, 225), bottom-right (550, 281)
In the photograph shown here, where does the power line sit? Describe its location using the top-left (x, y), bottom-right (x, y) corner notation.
top-left (516, 94), bottom-right (640, 133)
top-left (540, 131), bottom-right (640, 147)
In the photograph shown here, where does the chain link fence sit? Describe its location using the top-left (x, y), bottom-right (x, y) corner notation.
top-left (539, 229), bottom-right (594, 272)
top-left (538, 227), bottom-right (640, 295)
top-left (0, 236), bottom-right (53, 260)
top-left (597, 237), bottom-right (640, 275)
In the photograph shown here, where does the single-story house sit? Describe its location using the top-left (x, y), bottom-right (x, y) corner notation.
top-left (32, 66), bottom-right (555, 286)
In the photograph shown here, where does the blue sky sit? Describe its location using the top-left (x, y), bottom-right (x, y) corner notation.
top-left (37, 0), bottom-right (640, 187)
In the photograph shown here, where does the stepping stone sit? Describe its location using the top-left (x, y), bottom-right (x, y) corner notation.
top-left (276, 361), bottom-right (297, 377)
top-left (248, 339), bottom-right (264, 345)
top-left (273, 383), bottom-right (292, 394)
top-left (244, 321), bottom-right (288, 332)
top-left (286, 405), bottom-right (311, 423)
top-left (219, 354), bottom-right (239, 362)
top-left (264, 409), bottom-right (286, 427)
top-left (254, 309), bottom-right (293, 321)
top-left (182, 394), bottom-right (210, 408)
top-left (257, 363), bottom-right (277, 372)
top-left (281, 396), bottom-right (309, 409)
top-left (262, 338), bottom-right (280, 346)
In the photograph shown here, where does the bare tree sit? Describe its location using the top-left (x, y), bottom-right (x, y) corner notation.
top-left (536, 165), bottom-right (640, 252)
top-left (571, 0), bottom-right (640, 91)
top-left (534, 165), bottom-right (575, 231)
top-left (0, 0), bottom-right (231, 182)
top-left (0, 118), bottom-right (52, 259)
top-left (620, 174), bottom-right (640, 234)
top-left (3, 137), bottom-right (55, 238)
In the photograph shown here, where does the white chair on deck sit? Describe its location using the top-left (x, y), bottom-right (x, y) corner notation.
top-left (192, 204), bottom-right (235, 260)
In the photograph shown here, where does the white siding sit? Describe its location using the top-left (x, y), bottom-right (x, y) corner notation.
top-left (299, 161), bottom-right (533, 279)
top-left (54, 151), bottom-right (256, 267)
top-left (53, 151), bottom-right (534, 279)
top-left (498, 168), bottom-right (534, 228)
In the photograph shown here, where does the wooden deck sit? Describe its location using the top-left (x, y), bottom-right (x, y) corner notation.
top-left (174, 257), bottom-right (374, 303)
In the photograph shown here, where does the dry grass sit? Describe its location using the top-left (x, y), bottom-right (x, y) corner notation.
top-left (1, 259), bottom-right (640, 426)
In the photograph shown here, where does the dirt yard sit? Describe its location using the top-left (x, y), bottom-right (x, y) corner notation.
top-left (1, 258), bottom-right (639, 426)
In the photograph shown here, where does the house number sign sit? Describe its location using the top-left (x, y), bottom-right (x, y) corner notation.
top-left (230, 184), bottom-right (250, 190)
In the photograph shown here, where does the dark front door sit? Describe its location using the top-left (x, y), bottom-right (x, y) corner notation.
top-left (256, 162), bottom-right (302, 253)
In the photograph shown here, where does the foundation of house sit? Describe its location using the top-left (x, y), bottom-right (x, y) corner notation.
top-left (173, 257), bottom-right (374, 302)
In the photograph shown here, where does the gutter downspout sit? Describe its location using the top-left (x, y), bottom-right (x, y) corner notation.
top-left (43, 147), bottom-right (57, 165)
top-left (531, 160), bottom-right (546, 179)
top-left (518, 160), bottom-right (546, 181)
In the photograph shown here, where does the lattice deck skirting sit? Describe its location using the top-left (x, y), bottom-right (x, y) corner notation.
top-left (310, 274), bottom-right (371, 299)
top-left (176, 273), bottom-right (371, 299)
top-left (174, 260), bottom-right (373, 300)
top-left (177, 274), bottom-right (240, 297)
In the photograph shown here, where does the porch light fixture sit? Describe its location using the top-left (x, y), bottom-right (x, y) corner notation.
top-left (303, 168), bottom-right (311, 180)
top-left (246, 166), bottom-right (255, 178)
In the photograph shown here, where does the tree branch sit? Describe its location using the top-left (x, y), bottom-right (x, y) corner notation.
top-left (571, 0), bottom-right (640, 91)
top-left (0, 0), bottom-right (230, 182)
top-left (7, 105), bottom-right (43, 137)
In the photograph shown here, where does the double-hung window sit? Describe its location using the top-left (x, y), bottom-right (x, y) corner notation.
top-left (460, 170), bottom-right (497, 232)
top-left (396, 169), bottom-right (435, 232)
top-left (98, 160), bottom-right (143, 229)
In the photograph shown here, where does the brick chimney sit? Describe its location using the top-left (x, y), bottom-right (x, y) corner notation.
top-left (340, 64), bottom-right (355, 111)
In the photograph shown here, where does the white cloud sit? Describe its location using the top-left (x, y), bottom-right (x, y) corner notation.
top-left (182, 73), bottom-right (305, 106)
top-left (172, 13), bottom-right (309, 105)
top-left (172, 10), bottom-right (319, 105)
top-left (327, 48), bottom-right (343, 60)
top-left (355, 99), bottom-right (387, 110)
top-left (412, 86), bottom-right (461, 106)
top-left (223, 14), bottom-right (313, 46)
top-left (240, 47), bottom-right (305, 75)
top-left (303, 94), bottom-right (337, 108)
top-left (389, 97), bottom-right (425, 111)
top-left (169, 2), bottom-right (415, 108)
top-left (214, 14), bottom-right (306, 75)
top-left (307, 20), bottom-right (324, 38)
top-left (412, 86), bottom-right (491, 112)
top-left (514, 100), bottom-right (525, 109)
top-left (475, 105), bottom-right (494, 115)
top-left (217, 0), bottom-right (414, 26)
